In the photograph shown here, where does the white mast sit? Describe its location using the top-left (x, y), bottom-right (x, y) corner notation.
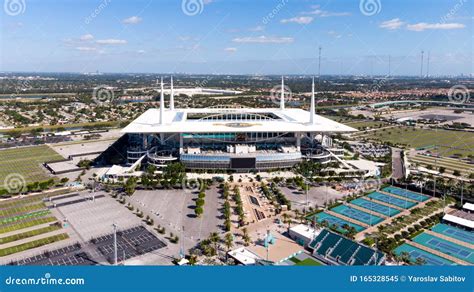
top-left (310, 76), bottom-right (315, 124)
top-left (160, 77), bottom-right (164, 125)
top-left (170, 76), bottom-right (175, 111)
top-left (280, 76), bottom-right (285, 110)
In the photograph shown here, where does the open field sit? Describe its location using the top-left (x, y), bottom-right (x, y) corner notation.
top-left (0, 233), bottom-right (69, 257)
top-left (344, 120), bottom-right (390, 130)
top-left (357, 126), bottom-right (474, 157)
top-left (0, 145), bottom-right (63, 189)
top-left (408, 154), bottom-right (473, 176)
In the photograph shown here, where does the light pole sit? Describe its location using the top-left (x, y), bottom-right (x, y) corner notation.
top-left (113, 223), bottom-right (118, 266)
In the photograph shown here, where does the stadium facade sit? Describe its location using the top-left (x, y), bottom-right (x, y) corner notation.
top-left (121, 77), bottom-right (356, 171)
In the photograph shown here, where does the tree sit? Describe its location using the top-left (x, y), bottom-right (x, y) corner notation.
top-left (196, 198), bottom-right (205, 207)
top-left (414, 257), bottom-right (426, 265)
top-left (209, 232), bottom-right (220, 254)
top-left (242, 227), bottom-right (251, 246)
top-left (399, 251), bottom-right (411, 264)
top-left (195, 207), bottom-right (203, 217)
top-left (224, 233), bottom-right (233, 253)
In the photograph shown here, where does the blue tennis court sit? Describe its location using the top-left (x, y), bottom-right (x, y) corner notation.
top-left (310, 212), bottom-right (365, 233)
top-left (431, 224), bottom-right (474, 245)
top-left (350, 198), bottom-right (400, 217)
top-left (393, 243), bottom-right (456, 266)
top-left (367, 192), bottom-right (416, 209)
top-left (331, 205), bottom-right (384, 225)
top-left (383, 186), bottom-right (429, 202)
top-left (413, 233), bottom-right (474, 264)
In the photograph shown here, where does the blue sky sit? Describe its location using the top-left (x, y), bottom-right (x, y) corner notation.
top-left (1, 0), bottom-right (472, 75)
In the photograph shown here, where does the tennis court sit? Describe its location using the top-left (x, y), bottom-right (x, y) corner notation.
top-left (311, 212), bottom-right (365, 232)
top-left (331, 205), bottom-right (384, 225)
top-left (367, 192), bottom-right (416, 209)
top-left (350, 198), bottom-right (400, 217)
top-left (413, 233), bottom-right (474, 264)
top-left (431, 224), bottom-right (474, 246)
top-left (383, 186), bottom-right (430, 202)
top-left (393, 243), bottom-right (455, 266)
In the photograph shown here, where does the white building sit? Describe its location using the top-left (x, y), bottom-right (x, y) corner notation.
top-left (121, 77), bottom-right (356, 171)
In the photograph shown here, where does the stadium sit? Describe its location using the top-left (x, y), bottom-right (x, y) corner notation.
top-left (121, 77), bottom-right (356, 171)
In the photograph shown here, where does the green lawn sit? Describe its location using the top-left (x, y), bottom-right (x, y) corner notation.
top-left (0, 233), bottom-right (68, 257)
top-left (0, 145), bottom-right (63, 189)
top-left (0, 216), bottom-right (57, 234)
top-left (295, 258), bottom-right (323, 266)
top-left (408, 154), bottom-right (473, 176)
top-left (0, 224), bottom-right (62, 244)
top-left (360, 127), bottom-right (474, 157)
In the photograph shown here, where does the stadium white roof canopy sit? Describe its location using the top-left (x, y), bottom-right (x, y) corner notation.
top-left (121, 107), bottom-right (357, 134)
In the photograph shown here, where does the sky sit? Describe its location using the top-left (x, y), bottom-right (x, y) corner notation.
top-left (1, 0), bottom-right (472, 75)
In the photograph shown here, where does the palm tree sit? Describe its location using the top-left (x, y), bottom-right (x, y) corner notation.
top-left (414, 257), bottom-right (426, 266)
top-left (399, 251), bottom-right (411, 264)
top-left (224, 233), bottom-right (233, 254)
top-left (209, 232), bottom-right (220, 254)
top-left (242, 228), bottom-right (251, 246)
top-left (282, 213), bottom-right (292, 231)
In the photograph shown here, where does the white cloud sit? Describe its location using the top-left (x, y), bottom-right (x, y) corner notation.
top-left (75, 47), bottom-right (97, 51)
top-left (406, 22), bottom-right (465, 31)
top-left (303, 6), bottom-right (350, 17)
top-left (232, 36), bottom-right (294, 44)
top-left (96, 39), bottom-right (127, 45)
top-left (280, 16), bottom-right (313, 25)
top-left (137, 49), bottom-right (146, 54)
top-left (380, 18), bottom-right (404, 30)
top-left (122, 16), bottom-right (142, 25)
top-left (249, 25), bottom-right (265, 32)
top-left (224, 47), bottom-right (237, 53)
top-left (79, 34), bottom-right (94, 41)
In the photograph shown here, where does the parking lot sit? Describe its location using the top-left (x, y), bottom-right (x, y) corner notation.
top-left (52, 191), bottom-right (141, 240)
top-left (132, 186), bottom-right (224, 243)
top-left (8, 243), bottom-right (96, 266)
top-left (91, 226), bottom-right (166, 264)
top-left (280, 185), bottom-right (346, 211)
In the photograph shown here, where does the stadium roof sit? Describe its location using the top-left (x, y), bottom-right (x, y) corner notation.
top-left (122, 108), bottom-right (357, 134)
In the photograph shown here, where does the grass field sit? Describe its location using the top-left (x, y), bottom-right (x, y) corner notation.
top-left (0, 233), bottom-right (69, 257)
top-left (0, 224), bottom-right (62, 245)
top-left (294, 258), bottom-right (323, 266)
top-left (408, 154), bottom-right (473, 176)
top-left (345, 120), bottom-right (390, 130)
top-left (359, 127), bottom-right (474, 157)
top-left (0, 145), bottom-right (63, 189)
